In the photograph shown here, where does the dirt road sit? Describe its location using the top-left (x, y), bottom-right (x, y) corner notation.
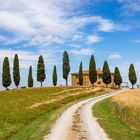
top-left (45, 89), bottom-right (126, 140)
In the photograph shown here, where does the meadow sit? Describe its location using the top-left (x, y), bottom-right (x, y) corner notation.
top-left (111, 89), bottom-right (140, 130)
top-left (0, 86), bottom-right (107, 140)
top-left (93, 89), bottom-right (140, 140)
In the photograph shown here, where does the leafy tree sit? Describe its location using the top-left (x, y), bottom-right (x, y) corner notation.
top-left (53, 65), bottom-right (57, 86)
top-left (114, 67), bottom-right (122, 88)
top-left (102, 60), bottom-right (111, 87)
top-left (37, 55), bottom-right (46, 87)
top-left (79, 62), bottom-right (83, 86)
top-left (89, 55), bottom-right (97, 86)
top-left (13, 54), bottom-right (20, 88)
top-left (28, 66), bottom-right (33, 88)
top-left (62, 51), bottom-right (70, 86)
top-left (129, 64), bottom-right (137, 89)
top-left (2, 57), bottom-right (11, 90)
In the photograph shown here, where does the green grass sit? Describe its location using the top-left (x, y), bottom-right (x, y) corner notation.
top-left (0, 86), bottom-right (105, 140)
top-left (93, 98), bottom-right (140, 140)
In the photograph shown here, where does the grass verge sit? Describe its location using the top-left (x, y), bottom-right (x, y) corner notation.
top-left (93, 98), bottom-right (140, 140)
top-left (0, 87), bottom-right (107, 140)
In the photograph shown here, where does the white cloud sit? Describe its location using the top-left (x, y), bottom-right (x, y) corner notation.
top-left (133, 39), bottom-right (140, 43)
top-left (70, 48), bottom-right (94, 56)
top-left (71, 45), bottom-right (81, 49)
top-left (0, 0), bottom-right (125, 47)
top-left (29, 35), bottom-right (64, 46)
top-left (87, 35), bottom-right (102, 44)
top-left (117, 0), bottom-right (140, 15)
top-left (0, 35), bottom-right (7, 42)
top-left (108, 54), bottom-right (122, 59)
top-left (0, 11), bottom-right (34, 34)
top-left (0, 49), bottom-right (57, 69)
top-left (72, 34), bottom-right (83, 41)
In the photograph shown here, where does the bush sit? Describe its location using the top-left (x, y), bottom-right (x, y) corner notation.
top-left (20, 86), bottom-right (26, 89)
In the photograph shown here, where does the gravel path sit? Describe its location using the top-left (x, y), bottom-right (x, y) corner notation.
top-left (44, 89), bottom-right (127, 140)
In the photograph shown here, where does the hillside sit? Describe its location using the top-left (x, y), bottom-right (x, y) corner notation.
top-left (0, 86), bottom-right (106, 140)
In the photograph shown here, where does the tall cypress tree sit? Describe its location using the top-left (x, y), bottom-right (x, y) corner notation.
top-left (89, 55), bottom-right (97, 86)
top-left (129, 64), bottom-right (137, 89)
top-left (37, 55), bottom-right (46, 87)
top-left (13, 54), bottom-right (20, 88)
top-left (53, 65), bottom-right (57, 86)
top-left (102, 60), bottom-right (111, 87)
top-left (114, 67), bottom-right (122, 88)
top-left (63, 51), bottom-right (70, 86)
top-left (79, 62), bottom-right (83, 86)
top-left (28, 66), bottom-right (33, 88)
top-left (2, 57), bottom-right (11, 90)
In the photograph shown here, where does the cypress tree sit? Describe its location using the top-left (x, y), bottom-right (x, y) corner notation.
top-left (2, 57), bottom-right (11, 90)
top-left (37, 55), bottom-right (46, 87)
top-left (79, 62), bottom-right (83, 86)
top-left (13, 54), bottom-right (20, 88)
top-left (62, 51), bottom-right (70, 86)
top-left (102, 60), bottom-right (111, 87)
top-left (114, 67), bottom-right (122, 88)
top-left (28, 66), bottom-right (33, 88)
top-left (89, 55), bottom-right (97, 86)
top-left (53, 65), bottom-right (57, 86)
top-left (129, 64), bottom-right (137, 89)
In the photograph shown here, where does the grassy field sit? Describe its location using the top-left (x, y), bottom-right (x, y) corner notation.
top-left (93, 89), bottom-right (140, 140)
top-left (111, 89), bottom-right (140, 130)
top-left (0, 86), bottom-right (108, 140)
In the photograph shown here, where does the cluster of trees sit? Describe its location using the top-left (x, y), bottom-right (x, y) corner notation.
top-left (2, 54), bottom-right (20, 90)
top-left (78, 55), bottom-right (137, 89)
top-left (1, 51), bottom-right (70, 90)
top-left (1, 51), bottom-right (137, 90)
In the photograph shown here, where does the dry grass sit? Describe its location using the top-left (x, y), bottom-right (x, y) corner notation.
top-left (112, 89), bottom-right (140, 109)
top-left (0, 86), bottom-right (108, 140)
top-left (28, 87), bottom-right (100, 109)
top-left (111, 89), bottom-right (140, 130)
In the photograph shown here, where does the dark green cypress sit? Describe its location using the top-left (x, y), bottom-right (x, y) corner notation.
top-left (102, 60), bottom-right (111, 87)
top-left (114, 67), bottom-right (122, 88)
top-left (79, 62), bottom-right (83, 86)
top-left (129, 64), bottom-right (137, 89)
top-left (63, 51), bottom-right (70, 86)
top-left (37, 55), bottom-right (46, 87)
top-left (13, 54), bottom-right (20, 88)
top-left (2, 57), bottom-right (11, 90)
top-left (53, 65), bottom-right (57, 86)
top-left (89, 55), bottom-right (97, 86)
top-left (28, 66), bottom-right (33, 88)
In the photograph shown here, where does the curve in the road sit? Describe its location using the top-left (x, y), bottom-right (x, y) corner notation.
top-left (44, 89), bottom-right (127, 140)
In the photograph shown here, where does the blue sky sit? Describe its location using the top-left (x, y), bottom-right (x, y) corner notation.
top-left (0, 0), bottom-right (140, 88)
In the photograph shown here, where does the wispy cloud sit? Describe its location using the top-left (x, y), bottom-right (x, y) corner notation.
top-left (70, 48), bottom-right (94, 56)
top-left (117, 0), bottom-right (140, 15)
top-left (0, 49), bottom-right (58, 69)
top-left (87, 35), bottom-right (102, 44)
top-left (108, 54), bottom-right (122, 59)
top-left (0, 0), bottom-right (125, 48)
top-left (71, 44), bottom-right (81, 49)
top-left (133, 39), bottom-right (140, 43)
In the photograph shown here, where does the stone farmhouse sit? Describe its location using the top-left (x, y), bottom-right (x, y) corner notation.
top-left (71, 69), bottom-right (115, 87)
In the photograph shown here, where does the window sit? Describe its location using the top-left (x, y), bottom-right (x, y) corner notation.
top-left (98, 82), bottom-right (101, 85)
top-left (76, 75), bottom-right (79, 79)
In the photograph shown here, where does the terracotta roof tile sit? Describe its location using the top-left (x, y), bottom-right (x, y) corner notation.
top-left (71, 69), bottom-right (114, 75)
top-left (71, 69), bottom-right (103, 75)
